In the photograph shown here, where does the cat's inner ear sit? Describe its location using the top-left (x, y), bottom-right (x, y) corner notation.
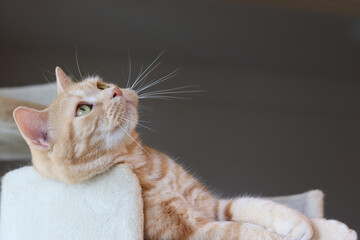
top-left (13, 107), bottom-right (50, 150)
top-left (55, 67), bottom-right (73, 94)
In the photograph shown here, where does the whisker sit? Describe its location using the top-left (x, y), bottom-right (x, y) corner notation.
top-left (38, 67), bottom-right (56, 76)
top-left (119, 115), bottom-right (156, 132)
top-left (75, 46), bottom-right (83, 80)
top-left (136, 68), bottom-right (180, 94)
top-left (140, 85), bottom-right (195, 94)
top-left (138, 104), bottom-right (153, 112)
top-left (116, 122), bottom-right (149, 155)
top-left (133, 63), bottom-right (144, 87)
top-left (64, 66), bottom-right (79, 82)
top-left (132, 61), bottom-right (161, 90)
top-left (92, 59), bottom-right (105, 76)
top-left (41, 73), bottom-right (57, 91)
top-left (126, 54), bottom-right (132, 88)
top-left (140, 90), bottom-right (204, 98)
top-left (130, 50), bottom-right (165, 89)
top-left (119, 114), bottom-right (149, 123)
top-left (139, 86), bottom-right (202, 97)
top-left (139, 95), bottom-right (190, 100)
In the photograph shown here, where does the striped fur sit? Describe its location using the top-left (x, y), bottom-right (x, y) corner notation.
top-left (13, 68), bottom-right (356, 240)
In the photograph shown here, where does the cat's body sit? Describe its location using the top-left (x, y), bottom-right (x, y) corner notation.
top-left (13, 67), bottom-right (356, 240)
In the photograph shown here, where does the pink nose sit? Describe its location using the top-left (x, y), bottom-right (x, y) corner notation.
top-left (112, 87), bottom-right (123, 98)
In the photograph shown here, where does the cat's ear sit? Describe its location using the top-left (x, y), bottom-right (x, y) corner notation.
top-left (13, 107), bottom-right (51, 150)
top-left (55, 67), bottom-right (73, 94)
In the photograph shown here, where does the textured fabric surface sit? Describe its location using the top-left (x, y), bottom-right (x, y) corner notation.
top-left (0, 164), bottom-right (144, 240)
top-left (269, 190), bottom-right (324, 218)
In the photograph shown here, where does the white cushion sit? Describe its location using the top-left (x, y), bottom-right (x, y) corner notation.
top-left (0, 164), bottom-right (143, 240)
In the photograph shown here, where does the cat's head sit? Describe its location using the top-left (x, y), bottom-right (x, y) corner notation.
top-left (13, 67), bottom-right (140, 183)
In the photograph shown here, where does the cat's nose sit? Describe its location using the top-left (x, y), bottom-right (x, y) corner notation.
top-left (111, 87), bottom-right (123, 98)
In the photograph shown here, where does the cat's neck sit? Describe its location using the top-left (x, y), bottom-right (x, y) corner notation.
top-left (30, 130), bottom-right (149, 183)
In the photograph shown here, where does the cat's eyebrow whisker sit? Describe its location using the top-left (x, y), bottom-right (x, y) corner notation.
top-left (115, 122), bottom-right (149, 155)
top-left (136, 68), bottom-right (180, 94)
top-left (75, 46), bottom-right (83, 80)
top-left (41, 73), bottom-right (57, 91)
top-left (39, 67), bottom-right (56, 76)
top-left (130, 50), bottom-right (165, 90)
top-left (64, 67), bottom-right (79, 82)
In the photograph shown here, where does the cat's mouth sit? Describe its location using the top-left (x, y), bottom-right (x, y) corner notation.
top-left (122, 89), bottom-right (138, 108)
top-left (125, 99), bottom-right (136, 107)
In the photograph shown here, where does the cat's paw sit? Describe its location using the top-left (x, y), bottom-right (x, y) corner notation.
top-left (311, 218), bottom-right (357, 240)
top-left (270, 208), bottom-right (313, 240)
top-left (242, 223), bottom-right (282, 240)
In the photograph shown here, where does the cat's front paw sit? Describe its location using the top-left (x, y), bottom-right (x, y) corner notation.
top-left (271, 208), bottom-right (313, 240)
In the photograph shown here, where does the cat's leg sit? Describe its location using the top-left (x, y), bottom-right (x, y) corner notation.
top-left (179, 175), bottom-right (312, 239)
top-left (217, 197), bottom-right (313, 240)
top-left (143, 195), bottom-right (281, 240)
top-left (310, 218), bottom-right (357, 240)
top-left (190, 221), bottom-right (283, 240)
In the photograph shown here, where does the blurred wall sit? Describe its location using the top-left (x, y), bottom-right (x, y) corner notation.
top-left (1, 0), bottom-right (359, 232)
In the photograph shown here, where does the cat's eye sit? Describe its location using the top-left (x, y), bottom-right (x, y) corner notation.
top-left (97, 82), bottom-right (109, 90)
top-left (76, 104), bottom-right (92, 117)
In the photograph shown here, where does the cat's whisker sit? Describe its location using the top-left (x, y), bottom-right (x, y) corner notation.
top-left (106, 123), bottom-right (112, 152)
top-left (139, 95), bottom-right (191, 100)
top-left (138, 104), bottom-right (153, 112)
top-left (132, 61), bottom-right (161, 90)
top-left (75, 46), bottom-right (83, 80)
top-left (64, 66), bottom-right (79, 82)
top-left (126, 54), bottom-right (132, 89)
top-left (139, 85), bottom-right (195, 95)
top-left (140, 88), bottom-right (202, 97)
top-left (119, 115), bottom-right (156, 132)
top-left (130, 50), bottom-right (165, 90)
top-left (41, 73), bottom-right (57, 91)
top-left (38, 67), bottom-right (56, 76)
top-left (115, 122), bottom-right (149, 155)
top-left (119, 113), bottom-right (149, 123)
top-left (137, 75), bottom-right (149, 90)
top-left (92, 59), bottom-right (105, 76)
top-left (136, 68), bottom-right (180, 94)
top-left (132, 63), bottom-right (144, 87)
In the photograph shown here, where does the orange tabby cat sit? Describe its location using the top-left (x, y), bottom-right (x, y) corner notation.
top-left (13, 67), bottom-right (356, 240)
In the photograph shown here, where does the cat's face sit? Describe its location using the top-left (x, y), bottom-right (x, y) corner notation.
top-left (13, 67), bottom-right (139, 182)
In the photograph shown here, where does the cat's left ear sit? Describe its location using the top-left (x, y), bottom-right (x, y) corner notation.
top-left (13, 107), bottom-right (51, 151)
top-left (55, 67), bottom-right (73, 94)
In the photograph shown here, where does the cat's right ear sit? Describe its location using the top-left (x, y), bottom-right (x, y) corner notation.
top-left (55, 67), bottom-right (73, 94)
top-left (13, 107), bottom-right (51, 151)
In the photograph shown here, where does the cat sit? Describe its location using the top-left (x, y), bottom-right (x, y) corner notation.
top-left (13, 67), bottom-right (357, 240)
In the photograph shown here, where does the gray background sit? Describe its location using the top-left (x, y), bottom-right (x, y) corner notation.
top-left (1, 0), bottom-right (359, 232)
